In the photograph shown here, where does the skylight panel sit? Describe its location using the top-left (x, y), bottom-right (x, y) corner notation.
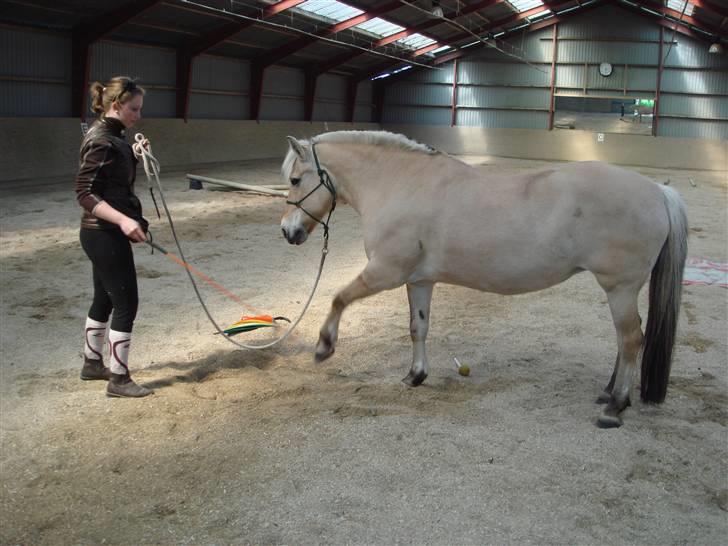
top-left (297, 0), bottom-right (362, 22)
top-left (507, 0), bottom-right (545, 11)
top-left (356, 18), bottom-right (405, 37)
top-left (430, 45), bottom-right (452, 55)
top-left (666, 0), bottom-right (694, 16)
top-left (397, 34), bottom-right (437, 50)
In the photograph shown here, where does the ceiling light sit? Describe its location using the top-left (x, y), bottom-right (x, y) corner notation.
top-left (431, 1), bottom-right (444, 17)
top-left (708, 43), bottom-right (723, 54)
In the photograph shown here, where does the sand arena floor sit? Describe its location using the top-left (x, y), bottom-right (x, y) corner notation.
top-left (1, 155), bottom-right (726, 544)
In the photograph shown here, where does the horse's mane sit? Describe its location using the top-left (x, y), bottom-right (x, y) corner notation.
top-left (315, 130), bottom-right (438, 155)
top-left (282, 131), bottom-right (439, 180)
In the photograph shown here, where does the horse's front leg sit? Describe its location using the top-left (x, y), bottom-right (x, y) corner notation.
top-left (402, 282), bottom-right (434, 387)
top-left (315, 261), bottom-right (403, 362)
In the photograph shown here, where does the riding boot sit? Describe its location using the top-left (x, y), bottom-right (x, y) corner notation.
top-left (80, 356), bottom-right (112, 381)
top-left (105, 329), bottom-right (153, 398)
top-left (81, 317), bottom-right (110, 380)
top-left (107, 373), bottom-right (153, 398)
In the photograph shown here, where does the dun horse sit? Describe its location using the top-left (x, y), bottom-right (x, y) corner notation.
top-left (280, 131), bottom-right (688, 427)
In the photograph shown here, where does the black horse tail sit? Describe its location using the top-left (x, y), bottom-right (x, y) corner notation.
top-left (640, 185), bottom-right (688, 403)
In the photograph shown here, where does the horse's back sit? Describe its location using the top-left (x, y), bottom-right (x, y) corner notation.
top-left (408, 160), bottom-right (670, 293)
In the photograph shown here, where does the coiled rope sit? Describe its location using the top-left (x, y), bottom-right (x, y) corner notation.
top-left (132, 132), bottom-right (330, 350)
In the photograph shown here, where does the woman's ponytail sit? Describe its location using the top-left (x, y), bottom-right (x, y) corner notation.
top-left (89, 82), bottom-right (105, 114)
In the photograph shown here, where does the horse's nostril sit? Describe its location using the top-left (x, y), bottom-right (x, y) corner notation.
top-left (281, 227), bottom-right (288, 239)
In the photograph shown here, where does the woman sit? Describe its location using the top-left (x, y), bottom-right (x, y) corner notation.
top-left (75, 76), bottom-right (152, 398)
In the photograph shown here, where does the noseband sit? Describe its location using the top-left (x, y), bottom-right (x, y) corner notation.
top-left (285, 141), bottom-right (337, 240)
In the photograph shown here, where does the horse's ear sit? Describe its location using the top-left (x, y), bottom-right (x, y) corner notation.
top-left (286, 136), bottom-right (307, 161)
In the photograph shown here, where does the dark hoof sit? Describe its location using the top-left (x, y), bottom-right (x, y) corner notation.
top-left (314, 337), bottom-right (335, 363)
top-left (596, 395), bottom-right (630, 428)
top-left (596, 411), bottom-right (623, 428)
top-left (401, 370), bottom-right (427, 387)
top-left (596, 390), bottom-right (611, 404)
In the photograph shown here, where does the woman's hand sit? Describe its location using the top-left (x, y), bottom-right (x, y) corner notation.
top-left (91, 201), bottom-right (147, 242)
top-left (119, 217), bottom-right (147, 242)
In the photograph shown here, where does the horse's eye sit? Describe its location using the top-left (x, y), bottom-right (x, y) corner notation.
top-left (291, 177), bottom-right (301, 186)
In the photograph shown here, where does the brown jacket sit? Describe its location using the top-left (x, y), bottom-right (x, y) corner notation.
top-left (75, 117), bottom-right (147, 231)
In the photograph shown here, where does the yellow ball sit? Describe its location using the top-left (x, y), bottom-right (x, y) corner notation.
top-left (458, 365), bottom-right (470, 377)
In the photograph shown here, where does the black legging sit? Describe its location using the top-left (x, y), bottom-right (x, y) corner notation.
top-left (80, 228), bottom-right (138, 332)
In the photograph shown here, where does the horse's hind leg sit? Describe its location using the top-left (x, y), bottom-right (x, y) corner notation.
top-left (596, 353), bottom-right (618, 404)
top-left (598, 282), bottom-right (644, 428)
top-left (402, 282), bottom-right (434, 387)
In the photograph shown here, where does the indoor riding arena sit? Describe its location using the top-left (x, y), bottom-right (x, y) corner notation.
top-left (1, 0), bottom-right (727, 544)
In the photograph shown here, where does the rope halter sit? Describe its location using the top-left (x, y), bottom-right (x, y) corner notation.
top-left (285, 140), bottom-right (337, 242)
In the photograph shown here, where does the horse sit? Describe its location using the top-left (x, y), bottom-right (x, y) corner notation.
top-left (279, 131), bottom-right (688, 427)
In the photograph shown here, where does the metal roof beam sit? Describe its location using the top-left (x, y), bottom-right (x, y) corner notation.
top-left (75, 0), bottom-right (163, 44)
top-left (372, 0), bottom-right (505, 47)
top-left (249, 1), bottom-right (404, 70)
top-left (632, 0), bottom-right (726, 38)
top-left (176, 0), bottom-right (308, 121)
top-left (429, 0), bottom-right (606, 66)
top-left (184, 0), bottom-right (308, 57)
top-left (688, 0), bottom-right (728, 20)
top-left (424, 0), bottom-right (573, 54)
top-left (616, 0), bottom-right (718, 42)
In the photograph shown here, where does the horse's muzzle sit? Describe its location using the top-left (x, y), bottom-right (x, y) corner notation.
top-left (282, 226), bottom-right (308, 245)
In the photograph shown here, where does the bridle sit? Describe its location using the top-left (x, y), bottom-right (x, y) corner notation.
top-left (285, 140), bottom-right (337, 241)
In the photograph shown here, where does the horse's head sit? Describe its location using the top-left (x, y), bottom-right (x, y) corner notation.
top-left (280, 136), bottom-right (335, 245)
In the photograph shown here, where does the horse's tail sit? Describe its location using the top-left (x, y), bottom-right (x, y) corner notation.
top-left (640, 185), bottom-right (688, 403)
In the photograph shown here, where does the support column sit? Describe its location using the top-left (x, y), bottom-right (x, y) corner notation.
top-left (304, 69), bottom-right (317, 122)
top-left (372, 82), bottom-right (386, 124)
top-left (653, 26), bottom-right (664, 137)
top-left (250, 63), bottom-right (265, 122)
top-left (548, 23), bottom-right (559, 131)
top-left (450, 59), bottom-right (459, 127)
top-left (176, 49), bottom-right (192, 121)
top-left (71, 33), bottom-right (91, 120)
top-left (346, 78), bottom-right (358, 123)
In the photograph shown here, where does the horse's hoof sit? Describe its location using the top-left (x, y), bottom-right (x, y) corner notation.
top-left (401, 370), bottom-right (427, 387)
top-left (314, 336), bottom-right (335, 362)
top-left (596, 390), bottom-right (611, 404)
top-left (314, 346), bottom-right (334, 363)
top-left (596, 411), bottom-right (623, 428)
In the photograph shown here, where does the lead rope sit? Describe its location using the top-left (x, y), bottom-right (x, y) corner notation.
top-left (131, 133), bottom-right (331, 350)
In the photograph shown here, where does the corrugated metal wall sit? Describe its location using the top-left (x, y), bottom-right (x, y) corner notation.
top-left (354, 81), bottom-right (374, 123)
top-left (313, 73), bottom-right (346, 122)
top-left (2, 25), bottom-right (372, 123)
top-left (0, 27), bottom-right (72, 116)
top-left (382, 3), bottom-right (728, 140)
top-left (658, 31), bottom-right (728, 140)
top-left (260, 65), bottom-right (304, 121)
top-left (90, 41), bottom-right (177, 118)
top-left (383, 29), bottom-right (552, 130)
top-left (190, 55), bottom-right (250, 119)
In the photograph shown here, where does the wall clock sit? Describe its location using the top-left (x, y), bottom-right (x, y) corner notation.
top-left (599, 62), bottom-right (613, 77)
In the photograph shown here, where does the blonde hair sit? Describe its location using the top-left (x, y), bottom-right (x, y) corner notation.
top-left (89, 76), bottom-right (145, 116)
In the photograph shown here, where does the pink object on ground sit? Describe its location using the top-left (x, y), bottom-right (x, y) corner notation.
top-left (683, 258), bottom-right (728, 288)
